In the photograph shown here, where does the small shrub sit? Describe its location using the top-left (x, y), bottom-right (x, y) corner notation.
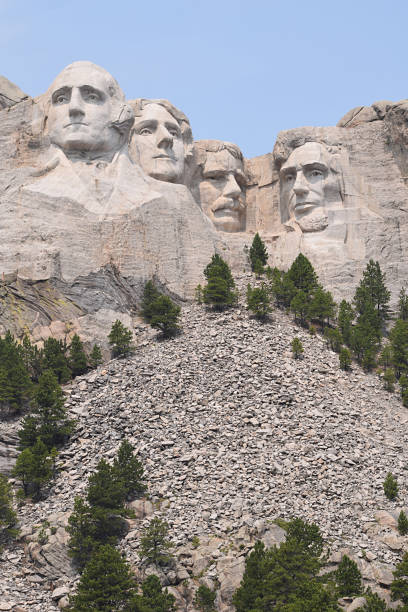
top-left (291, 337), bottom-right (303, 359)
top-left (191, 535), bottom-right (200, 549)
top-left (139, 518), bottom-right (174, 567)
top-left (193, 584), bottom-right (217, 612)
top-left (383, 472), bottom-right (398, 501)
top-left (309, 324), bottom-right (316, 336)
top-left (339, 347), bottom-right (352, 371)
top-left (383, 368), bottom-right (396, 392)
top-left (335, 554), bottom-right (363, 597)
top-left (89, 344), bottom-right (103, 368)
top-left (108, 320), bottom-right (133, 357)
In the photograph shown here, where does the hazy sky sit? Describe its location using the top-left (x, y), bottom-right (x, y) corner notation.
top-left (1, 0), bottom-right (408, 158)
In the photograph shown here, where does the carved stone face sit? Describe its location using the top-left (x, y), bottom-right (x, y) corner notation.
top-left (47, 64), bottom-right (122, 155)
top-left (199, 150), bottom-right (246, 232)
top-left (280, 142), bottom-right (342, 232)
top-left (132, 103), bottom-right (185, 182)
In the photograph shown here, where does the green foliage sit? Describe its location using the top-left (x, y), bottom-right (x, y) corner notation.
top-left (246, 283), bottom-right (272, 320)
top-left (398, 511), bottom-right (408, 536)
top-left (141, 280), bottom-right (161, 322)
top-left (112, 439), bottom-right (146, 499)
top-left (355, 588), bottom-right (390, 611)
top-left (291, 337), bottom-right (304, 359)
top-left (390, 319), bottom-right (408, 377)
top-left (353, 259), bottom-right (391, 325)
top-left (0, 331), bottom-right (32, 415)
top-left (69, 544), bottom-right (136, 611)
top-left (391, 552), bottom-right (408, 605)
top-left (249, 232), bottom-right (268, 271)
top-left (148, 295), bottom-right (181, 337)
top-left (378, 344), bottom-right (393, 371)
top-left (309, 324), bottom-right (316, 336)
top-left (233, 518), bottom-right (340, 612)
top-left (89, 344), bottom-right (103, 369)
top-left (308, 287), bottom-right (336, 326)
top-left (193, 584), bottom-right (216, 612)
top-left (18, 369), bottom-right (73, 451)
top-left (335, 554), bottom-right (363, 597)
top-left (324, 327), bottom-right (343, 353)
top-left (290, 290), bottom-right (309, 325)
top-left (350, 303), bottom-right (382, 366)
top-left (269, 268), bottom-right (297, 309)
top-left (130, 574), bottom-right (176, 612)
top-left (87, 458), bottom-right (127, 511)
top-left (203, 255), bottom-right (237, 311)
top-left (399, 287), bottom-right (408, 321)
top-left (69, 334), bottom-right (88, 377)
top-left (12, 438), bottom-right (52, 500)
top-left (43, 337), bottom-right (71, 383)
top-left (21, 334), bottom-right (44, 383)
top-left (139, 518), bottom-right (174, 567)
top-left (108, 320), bottom-right (133, 357)
top-left (339, 347), bottom-right (352, 371)
top-left (383, 472), bottom-right (398, 500)
top-left (338, 300), bottom-right (354, 346)
top-left (195, 284), bottom-right (203, 304)
top-left (286, 253), bottom-right (318, 297)
top-left (0, 474), bottom-right (17, 544)
top-left (383, 368), bottom-right (396, 392)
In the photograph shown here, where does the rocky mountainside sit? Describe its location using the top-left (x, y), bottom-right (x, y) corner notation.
top-left (1, 275), bottom-right (408, 610)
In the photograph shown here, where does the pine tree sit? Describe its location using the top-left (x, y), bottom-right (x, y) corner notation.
top-left (390, 319), bottom-right (408, 377)
top-left (335, 554), bottom-right (363, 597)
top-left (89, 344), bottom-right (103, 369)
top-left (378, 344), bottom-right (393, 371)
top-left (139, 518), bottom-right (174, 567)
top-left (12, 438), bottom-right (52, 500)
top-left (0, 474), bottom-right (17, 543)
top-left (338, 300), bottom-right (354, 346)
top-left (195, 284), bottom-right (203, 304)
top-left (391, 552), bottom-right (408, 605)
top-left (291, 337), bottom-right (304, 359)
top-left (108, 320), bottom-right (133, 357)
top-left (18, 369), bottom-right (73, 451)
top-left (324, 327), bottom-right (343, 353)
top-left (148, 295), bottom-right (181, 337)
top-left (69, 544), bottom-right (136, 611)
top-left (355, 587), bottom-right (389, 611)
top-left (286, 253), bottom-right (318, 296)
top-left (87, 458), bottom-right (127, 511)
top-left (0, 331), bottom-right (32, 415)
top-left (383, 368), bottom-right (396, 392)
top-left (193, 584), bottom-right (216, 612)
top-left (21, 334), bottom-right (44, 383)
top-left (398, 511), bottom-right (408, 536)
top-left (141, 280), bottom-right (161, 323)
top-left (399, 287), bottom-right (408, 321)
top-left (246, 283), bottom-right (271, 320)
top-left (350, 303), bottom-right (382, 365)
top-left (308, 287), bottom-right (336, 326)
top-left (383, 472), bottom-right (398, 500)
top-left (353, 259), bottom-right (391, 325)
top-left (43, 337), bottom-right (71, 383)
top-left (67, 497), bottom-right (100, 568)
top-left (339, 347), bottom-right (352, 371)
top-left (112, 439), bottom-right (146, 499)
top-left (130, 574), bottom-right (176, 612)
top-left (249, 232), bottom-right (268, 271)
top-left (203, 257), bottom-right (237, 311)
top-left (290, 290), bottom-right (309, 325)
top-left (69, 334), bottom-right (88, 377)
top-left (204, 254), bottom-right (235, 290)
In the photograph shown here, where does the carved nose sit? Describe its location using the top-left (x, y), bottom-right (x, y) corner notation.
top-left (223, 174), bottom-right (241, 199)
top-left (157, 126), bottom-right (173, 149)
top-left (68, 89), bottom-right (85, 117)
top-left (293, 174), bottom-right (308, 196)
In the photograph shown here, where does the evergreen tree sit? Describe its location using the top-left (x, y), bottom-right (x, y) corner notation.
top-left (246, 283), bottom-right (272, 320)
top-left (383, 368), bottom-right (396, 392)
top-left (390, 319), bottom-right (408, 377)
top-left (141, 280), bottom-right (161, 323)
top-left (350, 304), bottom-right (382, 365)
top-left (383, 472), bottom-right (398, 500)
top-left (148, 295), bottom-right (181, 337)
top-left (130, 574), bottom-right (176, 612)
top-left (204, 254), bottom-right (235, 290)
top-left (399, 287), bottom-right (408, 321)
top-left (139, 518), bottom-right (174, 567)
top-left (335, 554), bottom-right (363, 597)
top-left (286, 253), bottom-right (318, 296)
top-left (21, 334), bottom-right (44, 383)
top-left (269, 268), bottom-right (297, 309)
top-left (112, 439), bottom-right (146, 499)
top-left (398, 511), bottom-right (408, 536)
top-left (324, 327), bottom-right (343, 353)
top-left (67, 497), bottom-right (100, 569)
top-left (193, 584), bottom-right (216, 612)
top-left (108, 320), bottom-right (133, 357)
top-left (195, 284), bottom-right (203, 304)
top-left (69, 544), bottom-right (136, 611)
top-left (378, 344), bottom-right (393, 371)
top-left (391, 552), bottom-right (408, 606)
top-left (249, 232), bottom-right (268, 271)
top-left (0, 474), bottom-right (17, 543)
top-left (69, 334), bottom-right (88, 377)
top-left (339, 347), bottom-right (352, 371)
top-left (0, 331), bottom-right (32, 415)
top-left (355, 588), bottom-right (389, 611)
top-left (353, 259), bottom-right (391, 325)
top-left (43, 337), bottom-right (71, 383)
top-left (338, 300), bottom-right (354, 346)
top-left (308, 287), bottom-right (336, 326)
top-left (18, 369), bottom-right (74, 451)
top-left (291, 337), bottom-right (304, 359)
top-left (290, 290), bottom-right (309, 325)
top-left (89, 344), bottom-right (103, 369)
top-left (203, 258), bottom-right (237, 311)
top-left (12, 438), bottom-right (52, 500)
top-left (87, 458), bottom-right (127, 511)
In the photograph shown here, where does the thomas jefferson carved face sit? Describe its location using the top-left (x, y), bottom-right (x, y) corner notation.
top-left (280, 142), bottom-right (342, 232)
top-left (47, 63), bottom-right (125, 155)
top-left (199, 149), bottom-right (246, 232)
top-left (132, 103), bottom-right (185, 182)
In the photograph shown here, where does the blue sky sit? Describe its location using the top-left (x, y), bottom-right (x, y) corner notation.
top-left (1, 0), bottom-right (408, 158)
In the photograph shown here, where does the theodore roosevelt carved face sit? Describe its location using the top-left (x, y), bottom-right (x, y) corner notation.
top-left (194, 140), bottom-right (246, 233)
top-left (131, 99), bottom-right (192, 183)
top-left (46, 61), bottom-right (132, 157)
top-left (280, 142), bottom-right (343, 232)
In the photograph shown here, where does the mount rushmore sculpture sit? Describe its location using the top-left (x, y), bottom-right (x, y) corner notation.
top-left (1, 60), bottom-right (408, 338)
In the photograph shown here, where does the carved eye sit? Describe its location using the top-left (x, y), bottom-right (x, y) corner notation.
top-left (310, 169), bottom-right (323, 177)
top-left (139, 128), bottom-right (152, 136)
top-left (285, 174), bottom-right (295, 183)
top-left (87, 93), bottom-right (99, 101)
top-left (55, 95), bottom-right (68, 104)
top-left (169, 129), bottom-right (179, 137)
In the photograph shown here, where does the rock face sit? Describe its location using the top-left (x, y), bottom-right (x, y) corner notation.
top-left (0, 75), bottom-right (28, 109)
